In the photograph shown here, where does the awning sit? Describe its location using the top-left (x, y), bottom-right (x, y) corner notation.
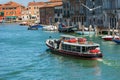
top-left (6, 16), bottom-right (17, 19)
top-left (0, 12), bottom-right (4, 16)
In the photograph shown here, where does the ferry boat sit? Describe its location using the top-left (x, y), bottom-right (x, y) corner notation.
top-left (46, 35), bottom-right (103, 60)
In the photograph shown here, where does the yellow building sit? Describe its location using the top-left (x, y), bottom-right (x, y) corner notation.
top-left (28, 2), bottom-right (46, 20)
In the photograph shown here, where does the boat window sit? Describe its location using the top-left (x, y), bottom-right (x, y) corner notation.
top-left (67, 45), bottom-right (71, 50)
top-left (71, 45), bottom-right (76, 51)
top-left (76, 46), bottom-right (81, 52)
top-left (82, 47), bottom-right (87, 52)
top-left (62, 44), bottom-right (65, 50)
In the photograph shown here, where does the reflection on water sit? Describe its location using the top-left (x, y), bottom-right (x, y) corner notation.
top-left (47, 49), bottom-right (102, 78)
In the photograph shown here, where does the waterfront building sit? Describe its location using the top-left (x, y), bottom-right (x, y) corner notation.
top-left (62, 0), bottom-right (86, 27)
top-left (28, 1), bottom-right (45, 21)
top-left (40, 0), bottom-right (62, 25)
top-left (0, 1), bottom-right (25, 22)
top-left (102, 0), bottom-right (120, 29)
top-left (85, 0), bottom-right (103, 27)
top-left (21, 8), bottom-right (30, 21)
top-left (54, 5), bottom-right (63, 23)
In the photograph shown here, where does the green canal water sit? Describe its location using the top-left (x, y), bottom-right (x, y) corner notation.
top-left (0, 23), bottom-right (120, 80)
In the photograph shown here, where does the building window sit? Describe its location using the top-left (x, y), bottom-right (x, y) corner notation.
top-left (2, 8), bottom-right (5, 10)
top-left (29, 7), bottom-right (31, 9)
top-left (55, 18), bottom-right (58, 22)
top-left (57, 13), bottom-right (60, 17)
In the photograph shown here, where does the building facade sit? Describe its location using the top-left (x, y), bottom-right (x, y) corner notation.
top-left (0, 1), bottom-right (25, 21)
top-left (102, 0), bottom-right (120, 29)
top-left (21, 8), bottom-right (30, 21)
top-left (62, 0), bottom-right (86, 27)
top-left (28, 2), bottom-right (45, 20)
top-left (85, 0), bottom-right (103, 27)
top-left (54, 6), bottom-right (63, 22)
top-left (40, 1), bottom-right (62, 25)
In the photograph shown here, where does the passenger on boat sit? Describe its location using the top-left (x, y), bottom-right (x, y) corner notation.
top-left (54, 40), bottom-right (61, 49)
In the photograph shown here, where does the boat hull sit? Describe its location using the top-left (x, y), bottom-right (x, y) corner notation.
top-left (46, 42), bottom-right (103, 60)
top-left (28, 27), bottom-right (38, 30)
top-left (102, 38), bottom-right (113, 41)
top-left (102, 36), bottom-right (119, 41)
top-left (75, 31), bottom-right (95, 35)
top-left (113, 39), bottom-right (120, 44)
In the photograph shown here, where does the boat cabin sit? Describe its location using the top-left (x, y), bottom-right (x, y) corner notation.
top-left (59, 35), bottom-right (100, 54)
top-left (61, 43), bottom-right (100, 54)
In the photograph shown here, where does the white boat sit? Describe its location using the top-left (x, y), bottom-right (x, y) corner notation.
top-left (19, 22), bottom-right (28, 26)
top-left (102, 35), bottom-right (119, 41)
top-left (75, 25), bottom-right (95, 35)
top-left (42, 25), bottom-right (58, 31)
top-left (46, 35), bottom-right (103, 60)
top-left (75, 31), bottom-right (95, 35)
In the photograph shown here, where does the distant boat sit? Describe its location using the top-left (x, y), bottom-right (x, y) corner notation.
top-left (19, 22), bottom-right (28, 26)
top-left (58, 23), bottom-right (76, 33)
top-left (28, 24), bottom-right (43, 30)
top-left (75, 31), bottom-right (95, 35)
top-left (102, 35), bottom-right (119, 41)
top-left (112, 38), bottom-right (120, 44)
top-left (101, 23), bottom-right (119, 41)
top-left (75, 25), bottom-right (95, 35)
top-left (42, 25), bottom-right (58, 31)
top-left (46, 35), bottom-right (103, 60)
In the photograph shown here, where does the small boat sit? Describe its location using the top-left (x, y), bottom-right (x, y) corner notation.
top-left (58, 23), bottom-right (76, 33)
top-left (42, 25), bottom-right (57, 31)
top-left (102, 35), bottom-right (119, 41)
top-left (75, 25), bottom-right (95, 35)
top-left (19, 22), bottom-right (28, 26)
top-left (46, 35), bottom-right (103, 60)
top-left (112, 38), bottom-right (120, 44)
top-left (75, 31), bottom-right (95, 35)
top-left (28, 24), bottom-right (38, 30)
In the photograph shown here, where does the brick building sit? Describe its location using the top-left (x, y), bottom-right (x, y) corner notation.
top-left (40, 0), bottom-right (62, 25)
top-left (62, 0), bottom-right (86, 27)
top-left (0, 1), bottom-right (25, 21)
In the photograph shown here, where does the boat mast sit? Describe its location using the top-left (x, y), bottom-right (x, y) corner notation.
top-left (108, 23), bottom-right (110, 35)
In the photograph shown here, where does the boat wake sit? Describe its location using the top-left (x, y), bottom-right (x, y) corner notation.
top-left (97, 59), bottom-right (120, 67)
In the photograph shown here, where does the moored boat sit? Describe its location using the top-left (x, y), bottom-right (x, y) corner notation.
top-left (102, 35), bottom-right (119, 41)
top-left (112, 38), bottom-right (120, 44)
top-left (75, 31), bottom-right (95, 35)
top-left (19, 22), bottom-right (28, 26)
top-left (42, 25), bottom-right (58, 31)
top-left (58, 23), bottom-right (76, 33)
top-left (27, 24), bottom-right (43, 30)
top-left (46, 35), bottom-right (103, 60)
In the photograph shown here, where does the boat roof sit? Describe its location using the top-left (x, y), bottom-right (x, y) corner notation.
top-left (60, 35), bottom-right (82, 39)
top-left (63, 41), bottom-right (100, 47)
top-left (60, 35), bottom-right (76, 38)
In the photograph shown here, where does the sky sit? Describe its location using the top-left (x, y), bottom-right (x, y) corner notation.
top-left (0, 0), bottom-right (48, 6)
